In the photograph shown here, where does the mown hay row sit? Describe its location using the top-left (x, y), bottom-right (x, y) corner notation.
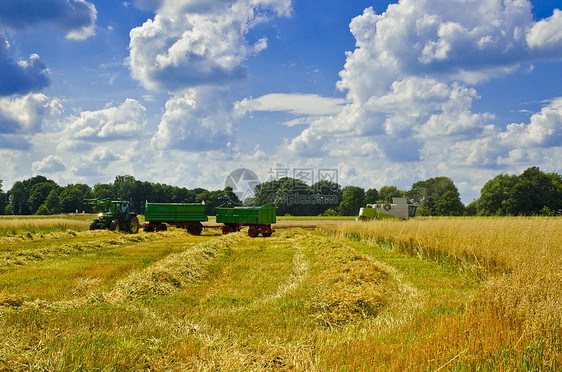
top-left (300, 235), bottom-right (413, 328)
top-left (107, 234), bottom-right (244, 302)
top-left (0, 234), bottom-right (242, 313)
top-left (0, 232), bottom-right (161, 270)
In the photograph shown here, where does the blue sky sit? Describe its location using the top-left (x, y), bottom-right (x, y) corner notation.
top-left (0, 0), bottom-right (561, 203)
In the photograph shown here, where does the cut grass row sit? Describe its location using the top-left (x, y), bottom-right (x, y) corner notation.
top-left (1, 228), bottom-right (485, 370)
top-left (0, 230), bottom-right (220, 303)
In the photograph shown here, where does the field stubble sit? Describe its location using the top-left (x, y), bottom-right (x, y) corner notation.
top-left (0, 216), bottom-right (560, 370)
top-left (323, 217), bottom-right (562, 370)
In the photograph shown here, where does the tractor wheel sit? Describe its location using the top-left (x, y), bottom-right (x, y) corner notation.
top-left (189, 224), bottom-right (203, 236)
top-left (156, 223), bottom-right (167, 232)
top-left (248, 226), bottom-right (259, 238)
top-left (109, 220), bottom-right (118, 231)
top-left (222, 225), bottom-right (232, 235)
top-left (127, 216), bottom-right (139, 234)
top-left (89, 219), bottom-right (98, 230)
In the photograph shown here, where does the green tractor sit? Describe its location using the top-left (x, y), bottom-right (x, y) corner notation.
top-left (85, 198), bottom-right (139, 234)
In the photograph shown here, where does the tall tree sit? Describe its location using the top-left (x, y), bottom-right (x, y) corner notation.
top-left (59, 186), bottom-right (88, 213)
top-left (338, 186), bottom-right (365, 216)
top-left (364, 188), bottom-right (379, 205)
top-left (28, 182), bottom-right (58, 214)
top-left (434, 190), bottom-right (465, 216)
top-left (546, 172), bottom-right (562, 213)
top-left (93, 183), bottom-right (114, 199)
top-left (477, 174), bottom-right (518, 215)
top-left (378, 186), bottom-right (404, 203)
top-left (196, 187), bottom-right (241, 215)
top-left (309, 180), bottom-right (341, 215)
top-left (253, 177), bottom-right (312, 215)
top-left (0, 180), bottom-right (6, 214)
top-left (476, 167), bottom-right (562, 216)
top-left (408, 177), bottom-right (462, 216)
top-left (9, 181), bottom-right (30, 215)
top-left (113, 175), bottom-right (137, 201)
top-left (0, 180), bottom-right (8, 214)
top-left (505, 167), bottom-right (558, 215)
top-left (44, 189), bottom-right (62, 214)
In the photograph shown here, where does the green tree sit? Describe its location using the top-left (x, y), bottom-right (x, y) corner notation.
top-left (9, 176), bottom-right (60, 215)
top-left (309, 180), bottom-right (341, 215)
top-left (0, 180), bottom-right (6, 214)
top-left (9, 181), bottom-right (30, 215)
top-left (28, 182), bottom-right (57, 214)
top-left (546, 172), bottom-right (562, 213)
top-left (338, 186), bottom-right (365, 216)
top-left (378, 186), bottom-right (404, 203)
top-left (170, 187), bottom-right (196, 204)
top-left (196, 187), bottom-right (241, 215)
top-left (44, 189), bottom-right (61, 214)
top-left (465, 201), bottom-right (477, 216)
top-left (476, 167), bottom-right (562, 216)
top-left (364, 188), bottom-right (379, 205)
top-left (434, 190), bottom-right (465, 216)
top-left (477, 174), bottom-right (518, 216)
top-left (191, 188), bottom-right (207, 196)
top-left (504, 167), bottom-right (555, 215)
top-left (408, 177), bottom-right (461, 216)
top-left (113, 175), bottom-right (137, 201)
top-left (253, 177), bottom-right (312, 215)
top-left (59, 188), bottom-right (85, 213)
top-left (93, 183), bottom-right (114, 199)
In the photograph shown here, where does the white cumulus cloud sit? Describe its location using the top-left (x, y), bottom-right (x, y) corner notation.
top-left (236, 93), bottom-right (347, 116)
top-left (152, 87), bottom-right (235, 151)
top-left (32, 155), bottom-right (66, 173)
top-left (0, 93), bottom-right (63, 134)
top-left (527, 9), bottom-right (562, 51)
top-left (128, 0), bottom-right (292, 91)
top-left (65, 99), bottom-right (147, 141)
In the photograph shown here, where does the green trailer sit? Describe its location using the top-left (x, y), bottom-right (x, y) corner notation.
top-left (215, 204), bottom-right (276, 237)
top-left (143, 202), bottom-right (208, 235)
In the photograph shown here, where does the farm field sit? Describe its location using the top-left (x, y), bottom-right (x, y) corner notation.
top-left (0, 216), bottom-right (560, 370)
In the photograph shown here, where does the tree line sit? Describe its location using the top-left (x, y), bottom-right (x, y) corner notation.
top-left (0, 167), bottom-right (560, 217)
top-left (0, 175), bottom-right (240, 217)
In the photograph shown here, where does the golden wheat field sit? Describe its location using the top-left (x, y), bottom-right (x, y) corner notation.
top-left (0, 216), bottom-right (560, 371)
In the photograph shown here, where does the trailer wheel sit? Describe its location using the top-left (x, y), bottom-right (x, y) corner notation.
top-left (89, 219), bottom-right (98, 230)
top-left (188, 224), bottom-right (202, 235)
top-left (248, 226), bottom-right (259, 238)
top-left (156, 223), bottom-right (167, 232)
top-left (222, 225), bottom-right (232, 235)
top-left (262, 232), bottom-right (272, 237)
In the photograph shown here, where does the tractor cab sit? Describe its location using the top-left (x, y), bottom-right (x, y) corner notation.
top-left (85, 198), bottom-right (139, 234)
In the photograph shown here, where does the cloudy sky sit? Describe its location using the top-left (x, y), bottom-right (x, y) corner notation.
top-left (1, 0), bottom-right (561, 203)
